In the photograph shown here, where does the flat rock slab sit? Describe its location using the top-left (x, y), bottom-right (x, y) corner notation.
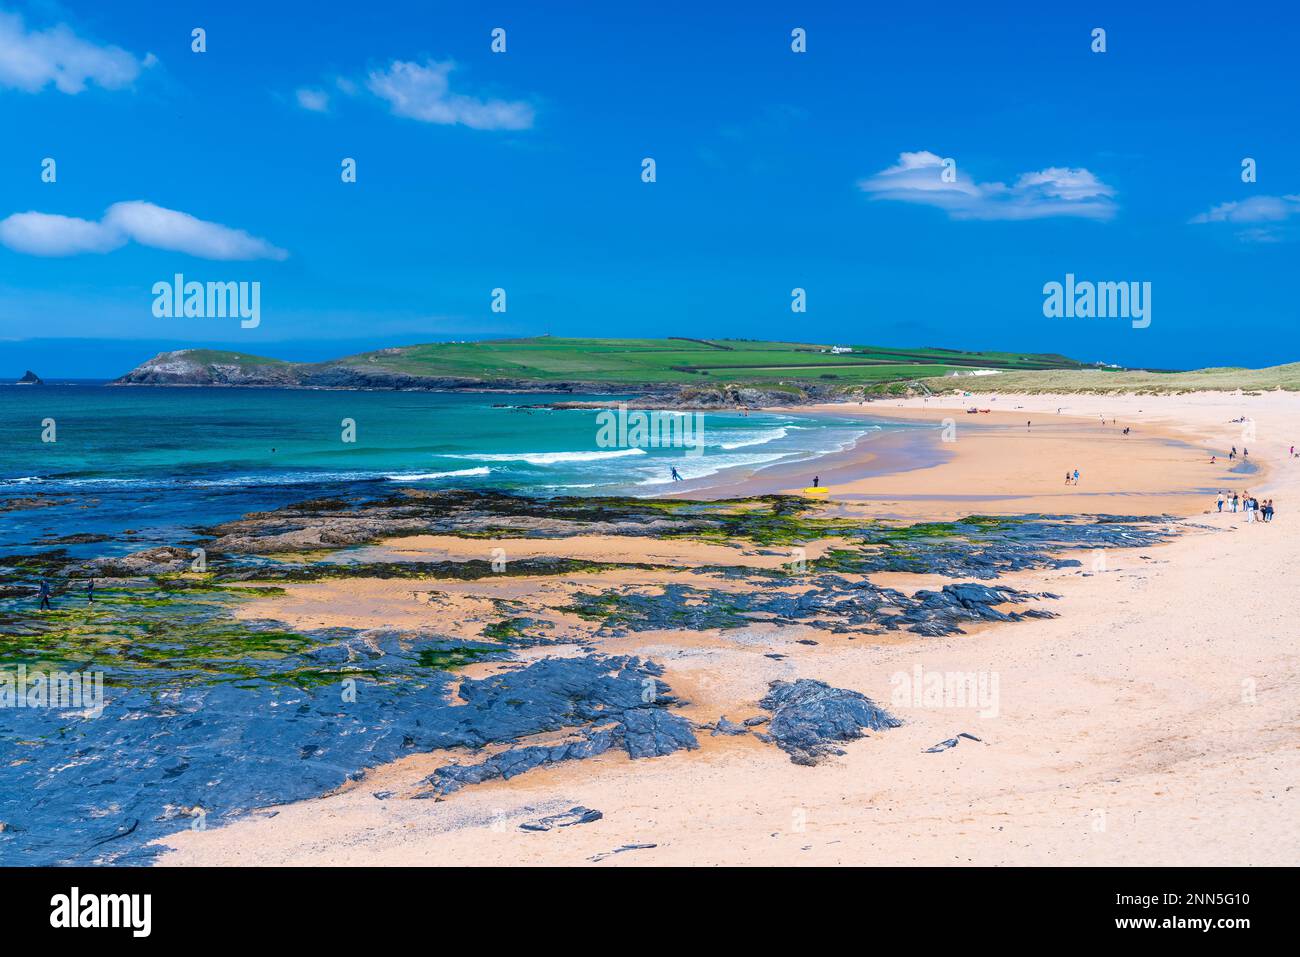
top-left (519, 806), bottom-right (604, 832)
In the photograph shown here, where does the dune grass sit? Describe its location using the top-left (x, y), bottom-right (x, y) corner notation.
top-left (919, 363), bottom-right (1300, 394)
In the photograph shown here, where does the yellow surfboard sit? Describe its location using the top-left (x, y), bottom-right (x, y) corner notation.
top-left (802, 486), bottom-right (829, 496)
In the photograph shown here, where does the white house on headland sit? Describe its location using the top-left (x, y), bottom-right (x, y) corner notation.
top-left (829, 346), bottom-right (852, 354)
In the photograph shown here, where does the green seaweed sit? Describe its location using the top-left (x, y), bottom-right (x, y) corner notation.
top-left (417, 645), bottom-right (503, 670)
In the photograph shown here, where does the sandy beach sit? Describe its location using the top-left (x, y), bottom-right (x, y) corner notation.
top-left (154, 391), bottom-right (1299, 866)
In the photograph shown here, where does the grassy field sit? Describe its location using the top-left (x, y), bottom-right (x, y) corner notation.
top-left (140, 338), bottom-right (1297, 394)
top-left (332, 336), bottom-right (1095, 388)
top-left (918, 363), bottom-right (1300, 394)
top-left (182, 349), bottom-right (292, 368)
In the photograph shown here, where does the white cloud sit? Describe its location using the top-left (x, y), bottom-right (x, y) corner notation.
top-left (0, 212), bottom-right (124, 255)
top-left (0, 202), bottom-right (287, 260)
top-left (103, 202), bottom-right (288, 260)
top-left (0, 11), bottom-right (153, 94)
top-left (1189, 194), bottom-right (1300, 224)
top-left (858, 151), bottom-right (1117, 221)
top-left (295, 86), bottom-right (330, 112)
top-left (365, 59), bottom-right (533, 130)
top-left (1189, 194), bottom-right (1300, 243)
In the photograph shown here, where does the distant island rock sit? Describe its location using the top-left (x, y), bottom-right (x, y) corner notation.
top-left (16, 370), bottom-right (43, 385)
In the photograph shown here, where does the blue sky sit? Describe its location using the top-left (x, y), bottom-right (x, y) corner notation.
top-left (1, 0), bottom-right (1297, 377)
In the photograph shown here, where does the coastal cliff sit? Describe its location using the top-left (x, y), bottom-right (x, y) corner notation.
top-left (112, 348), bottom-right (826, 407)
top-left (115, 337), bottom-right (1229, 401)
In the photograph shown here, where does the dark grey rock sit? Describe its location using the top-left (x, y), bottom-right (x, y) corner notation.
top-left (759, 678), bottom-right (901, 766)
top-left (423, 655), bottom-right (697, 794)
top-left (710, 716), bottom-right (750, 736)
top-left (519, 806), bottom-right (603, 832)
top-left (924, 731), bottom-right (984, 753)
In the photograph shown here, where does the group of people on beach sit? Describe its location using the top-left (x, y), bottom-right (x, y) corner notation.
top-left (1216, 491), bottom-right (1275, 522)
top-left (1064, 468), bottom-right (1081, 485)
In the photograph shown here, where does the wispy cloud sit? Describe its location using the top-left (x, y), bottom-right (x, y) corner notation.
top-left (0, 202), bottom-right (287, 260)
top-left (858, 150), bottom-right (1117, 221)
top-left (1190, 194), bottom-right (1300, 243)
top-left (295, 86), bottom-right (330, 112)
top-left (1190, 194), bottom-right (1300, 223)
top-left (0, 10), bottom-right (154, 94)
top-left (292, 58), bottom-right (533, 130)
top-left (362, 59), bottom-right (533, 129)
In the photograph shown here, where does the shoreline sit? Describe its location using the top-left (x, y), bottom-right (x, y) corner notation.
top-left (146, 390), bottom-right (1299, 866)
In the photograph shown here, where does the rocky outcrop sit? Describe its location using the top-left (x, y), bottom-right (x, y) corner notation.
top-left (113, 349), bottom-right (640, 393)
top-left (77, 546), bottom-right (195, 577)
top-left (0, 495), bottom-right (66, 513)
top-left (565, 577), bottom-right (1060, 639)
top-left (16, 370), bottom-right (43, 385)
top-left (758, 679), bottom-right (902, 765)
top-left (424, 655), bottom-right (698, 794)
top-left (112, 350), bottom-right (300, 386)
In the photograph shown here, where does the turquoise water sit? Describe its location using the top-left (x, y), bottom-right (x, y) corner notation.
top-left (0, 384), bottom-right (899, 553)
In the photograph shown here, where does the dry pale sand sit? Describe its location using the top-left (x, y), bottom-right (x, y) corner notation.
top-left (156, 391), bottom-right (1300, 866)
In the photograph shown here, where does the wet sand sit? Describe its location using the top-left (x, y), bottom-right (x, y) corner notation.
top-left (154, 391), bottom-right (1300, 866)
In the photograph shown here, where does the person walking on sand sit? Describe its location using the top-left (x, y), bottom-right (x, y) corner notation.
top-left (1216, 491), bottom-right (1224, 512)
top-left (1073, 468), bottom-right (1081, 485)
top-left (1065, 470), bottom-right (1072, 486)
top-left (37, 578), bottom-right (52, 611)
top-left (1231, 492), bottom-right (1239, 512)
top-left (1245, 495), bottom-right (1255, 523)
top-left (813, 475), bottom-right (820, 488)
top-left (670, 466), bottom-right (683, 482)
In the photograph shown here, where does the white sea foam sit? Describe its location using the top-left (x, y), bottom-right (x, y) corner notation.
top-left (383, 467), bottom-right (491, 481)
top-left (714, 427), bottom-right (790, 450)
top-left (633, 451), bottom-right (787, 486)
top-left (449, 448), bottom-right (648, 465)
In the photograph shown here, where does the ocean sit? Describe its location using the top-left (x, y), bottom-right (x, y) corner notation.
top-left (0, 383), bottom-right (907, 555)
top-left (0, 383), bottom-right (921, 864)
